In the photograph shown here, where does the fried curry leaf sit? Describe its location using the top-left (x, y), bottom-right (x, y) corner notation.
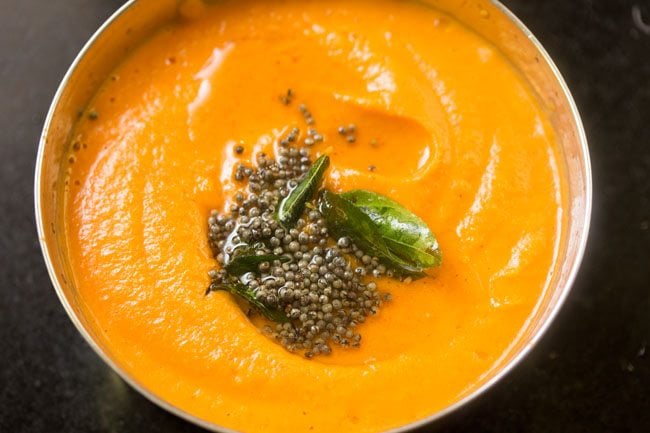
top-left (210, 283), bottom-right (289, 323)
top-left (225, 254), bottom-right (290, 276)
top-left (318, 190), bottom-right (424, 276)
top-left (341, 190), bottom-right (442, 268)
top-left (277, 154), bottom-right (330, 228)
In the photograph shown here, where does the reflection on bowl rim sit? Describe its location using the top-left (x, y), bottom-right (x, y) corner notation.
top-left (34, 1), bottom-right (592, 432)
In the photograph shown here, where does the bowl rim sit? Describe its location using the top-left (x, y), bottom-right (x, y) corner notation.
top-left (34, 1), bottom-right (592, 432)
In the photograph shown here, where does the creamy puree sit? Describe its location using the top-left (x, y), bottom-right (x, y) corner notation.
top-left (64, 0), bottom-right (565, 432)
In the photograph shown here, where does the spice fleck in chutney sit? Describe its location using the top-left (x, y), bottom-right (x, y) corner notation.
top-left (63, 0), bottom-right (566, 432)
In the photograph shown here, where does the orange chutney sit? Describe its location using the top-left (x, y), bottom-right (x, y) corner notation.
top-left (63, 0), bottom-right (566, 432)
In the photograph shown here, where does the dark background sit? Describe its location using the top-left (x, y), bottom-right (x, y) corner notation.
top-left (1, 0), bottom-right (648, 432)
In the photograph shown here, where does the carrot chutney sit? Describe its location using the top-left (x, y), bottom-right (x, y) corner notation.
top-left (63, 0), bottom-right (566, 431)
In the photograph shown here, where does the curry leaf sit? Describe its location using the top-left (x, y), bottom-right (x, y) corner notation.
top-left (341, 190), bottom-right (442, 268)
top-left (277, 155), bottom-right (330, 228)
top-left (210, 283), bottom-right (289, 323)
top-left (225, 254), bottom-right (290, 276)
top-left (318, 190), bottom-right (424, 276)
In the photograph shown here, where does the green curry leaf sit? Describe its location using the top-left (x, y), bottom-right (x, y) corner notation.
top-left (210, 283), bottom-right (289, 323)
top-left (318, 190), bottom-right (424, 276)
top-left (225, 254), bottom-right (290, 276)
top-left (341, 189), bottom-right (442, 268)
top-left (277, 154), bottom-right (330, 228)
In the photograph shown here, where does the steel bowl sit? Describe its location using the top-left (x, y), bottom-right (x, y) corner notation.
top-left (35, 0), bottom-right (591, 431)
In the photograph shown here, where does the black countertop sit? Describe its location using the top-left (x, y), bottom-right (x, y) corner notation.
top-left (1, 1), bottom-right (648, 432)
